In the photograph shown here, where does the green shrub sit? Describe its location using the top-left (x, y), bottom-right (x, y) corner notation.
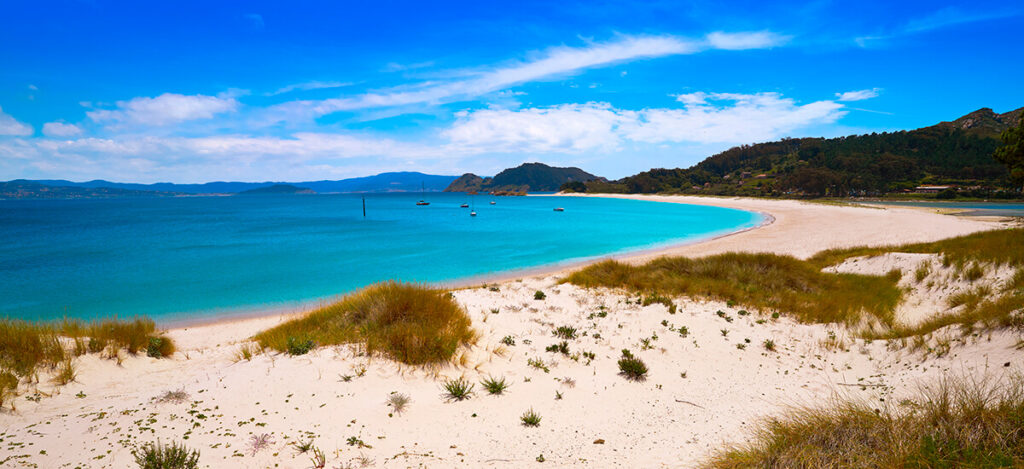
top-left (534, 290), bottom-right (546, 300)
top-left (520, 408), bottom-right (542, 427)
top-left (134, 440), bottom-right (200, 469)
top-left (441, 377), bottom-right (474, 401)
top-left (481, 376), bottom-right (509, 395)
top-left (146, 336), bottom-right (175, 358)
top-left (617, 349), bottom-right (648, 381)
top-left (285, 337), bottom-right (315, 356)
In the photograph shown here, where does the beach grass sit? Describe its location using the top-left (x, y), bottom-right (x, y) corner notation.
top-left (566, 253), bottom-right (902, 326)
top-left (254, 281), bottom-right (476, 365)
top-left (703, 374), bottom-right (1024, 469)
top-left (807, 228), bottom-right (1024, 270)
top-left (0, 317), bottom-right (172, 379)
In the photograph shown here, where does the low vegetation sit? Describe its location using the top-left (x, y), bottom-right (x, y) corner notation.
top-left (255, 281), bottom-right (476, 365)
top-left (481, 375), bottom-right (509, 395)
top-left (704, 374), bottom-right (1024, 469)
top-left (617, 349), bottom-right (648, 381)
top-left (441, 377), bottom-right (474, 401)
top-left (567, 253), bottom-right (902, 327)
top-left (133, 440), bottom-right (200, 469)
top-left (520, 408), bottom-right (542, 427)
top-left (386, 392), bottom-right (411, 415)
top-left (0, 317), bottom-right (174, 407)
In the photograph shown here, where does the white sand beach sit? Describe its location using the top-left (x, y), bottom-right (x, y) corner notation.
top-left (2, 195), bottom-right (1021, 468)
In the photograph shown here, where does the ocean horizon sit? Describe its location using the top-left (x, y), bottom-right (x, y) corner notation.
top-left (0, 193), bottom-right (762, 324)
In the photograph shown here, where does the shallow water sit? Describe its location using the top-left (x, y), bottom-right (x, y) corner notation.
top-left (0, 193), bottom-right (761, 323)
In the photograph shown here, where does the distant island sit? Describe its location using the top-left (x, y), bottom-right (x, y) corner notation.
top-left (237, 184), bottom-right (315, 195)
top-left (2, 172), bottom-right (457, 200)
top-left (445, 162), bottom-right (601, 193)
top-left (577, 106), bottom-right (1023, 199)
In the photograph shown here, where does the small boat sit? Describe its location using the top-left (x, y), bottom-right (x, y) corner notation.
top-left (553, 207), bottom-right (564, 212)
top-left (416, 182), bottom-right (430, 206)
top-left (460, 203), bottom-right (469, 208)
top-left (470, 210), bottom-right (477, 217)
top-left (489, 201), bottom-right (496, 205)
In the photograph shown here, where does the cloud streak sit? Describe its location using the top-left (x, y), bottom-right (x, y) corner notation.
top-left (87, 93), bottom-right (240, 127)
top-left (267, 32), bottom-right (790, 122)
top-left (0, 106), bottom-right (33, 136)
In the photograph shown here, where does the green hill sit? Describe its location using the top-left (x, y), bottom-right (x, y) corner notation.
top-left (444, 162), bottom-right (600, 193)
top-left (589, 107), bottom-right (1023, 198)
top-left (236, 184), bottom-right (315, 195)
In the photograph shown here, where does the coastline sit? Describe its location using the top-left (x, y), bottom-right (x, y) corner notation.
top-left (161, 193), bottom-right (1001, 334)
top-left (5, 193), bottom-right (1019, 469)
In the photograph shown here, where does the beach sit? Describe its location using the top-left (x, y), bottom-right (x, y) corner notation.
top-left (2, 195), bottom-right (1020, 468)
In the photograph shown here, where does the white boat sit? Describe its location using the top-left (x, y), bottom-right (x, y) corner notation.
top-left (553, 207), bottom-right (564, 212)
top-left (460, 203), bottom-right (469, 208)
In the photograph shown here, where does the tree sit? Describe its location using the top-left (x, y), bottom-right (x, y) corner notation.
top-left (994, 115), bottom-right (1024, 189)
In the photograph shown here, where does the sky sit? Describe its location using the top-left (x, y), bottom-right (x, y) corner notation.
top-left (1, 0), bottom-right (1022, 183)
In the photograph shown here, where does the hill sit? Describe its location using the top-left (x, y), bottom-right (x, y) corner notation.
top-left (590, 107), bottom-right (1023, 198)
top-left (444, 163), bottom-right (599, 193)
top-left (22, 171), bottom-right (457, 195)
top-left (236, 184), bottom-right (315, 195)
top-left (0, 180), bottom-right (182, 200)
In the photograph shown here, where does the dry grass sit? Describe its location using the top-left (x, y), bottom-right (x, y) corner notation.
top-left (566, 253), bottom-right (902, 327)
top-left (704, 374), bottom-right (1024, 469)
top-left (255, 281), bottom-right (476, 365)
top-left (808, 228), bottom-right (1024, 270)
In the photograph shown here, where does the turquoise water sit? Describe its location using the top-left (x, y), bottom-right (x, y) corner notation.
top-left (0, 193), bottom-right (761, 323)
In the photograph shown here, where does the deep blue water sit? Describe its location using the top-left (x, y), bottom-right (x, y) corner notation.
top-left (0, 193), bottom-right (761, 323)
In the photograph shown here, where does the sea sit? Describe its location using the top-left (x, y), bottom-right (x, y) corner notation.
top-left (0, 193), bottom-right (762, 324)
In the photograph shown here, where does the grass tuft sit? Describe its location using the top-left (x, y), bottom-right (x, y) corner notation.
top-left (133, 440), bottom-right (200, 469)
top-left (481, 375), bottom-right (509, 395)
top-left (255, 281), bottom-right (476, 365)
top-left (520, 408), bottom-right (542, 427)
top-left (441, 377), bottom-right (474, 401)
top-left (386, 393), bottom-right (411, 415)
top-left (703, 374), bottom-right (1024, 469)
top-left (617, 349), bottom-right (648, 381)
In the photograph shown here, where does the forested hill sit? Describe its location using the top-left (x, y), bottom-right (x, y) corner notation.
top-left (590, 107), bottom-right (1023, 197)
top-left (445, 162), bottom-right (599, 193)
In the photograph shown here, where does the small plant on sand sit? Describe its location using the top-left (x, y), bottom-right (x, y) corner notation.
top-left (133, 440), bottom-right (200, 469)
top-left (678, 325), bottom-right (689, 338)
top-left (500, 335), bottom-right (516, 346)
top-left (386, 392), bottom-right (411, 415)
top-left (155, 388), bottom-right (190, 404)
top-left (146, 336), bottom-right (175, 358)
top-left (441, 377), bottom-right (474, 401)
top-left (0, 371), bottom-right (18, 409)
top-left (716, 311), bottom-right (734, 323)
top-left (481, 376), bottom-right (509, 395)
top-left (248, 433), bottom-right (274, 456)
top-left (915, 262), bottom-right (931, 283)
top-left (285, 336), bottom-right (315, 356)
top-left (545, 341), bottom-right (570, 355)
top-left (291, 438), bottom-right (315, 454)
top-left (234, 343), bottom-right (260, 362)
top-left (763, 339), bottom-right (776, 352)
top-left (617, 349), bottom-right (648, 381)
top-left (527, 357), bottom-right (550, 373)
top-left (553, 326), bottom-right (577, 339)
top-left (721, 329), bottom-right (729, 337)
top-left (310, 446), bottom-right (327, 468)
top-left (534, 290), bottom-right (546, 300)
top-left (521, 408), bottom-right (542, 427)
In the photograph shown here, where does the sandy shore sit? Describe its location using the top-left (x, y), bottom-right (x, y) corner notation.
top-left (2, 195), bottom-right (1020, 468)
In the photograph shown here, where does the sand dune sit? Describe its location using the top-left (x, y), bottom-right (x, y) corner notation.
top-left (2, 195), bottom-right (1020, 468)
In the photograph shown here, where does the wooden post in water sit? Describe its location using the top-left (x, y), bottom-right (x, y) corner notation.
top-left (362, 196), bottom-right (366, 217)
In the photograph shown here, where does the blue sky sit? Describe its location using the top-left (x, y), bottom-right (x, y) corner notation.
top-left (1, 0), bottom-right (1021, 183)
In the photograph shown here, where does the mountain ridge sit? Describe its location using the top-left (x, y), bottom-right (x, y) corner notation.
top-left (444, 162), bottom-right (600, 193)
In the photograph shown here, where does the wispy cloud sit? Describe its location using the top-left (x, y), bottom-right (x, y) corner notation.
top-left (835, 88), bottom-right (881, 101)
top-left (86, 93), bottom-right (240, 127)
top-left (266, 32), bottom-right (790, 123)
top-left (265, 81), bottom-right (352, 96)
top-left (0, 106), bottom-right (33, 136)
top-left (856, 6), bottom-right (1020, 47)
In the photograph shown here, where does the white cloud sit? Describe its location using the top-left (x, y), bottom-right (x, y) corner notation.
top-left (443, 92), bottom-right (848, 153)
top-left (265, 81), bottom-right (351, 96)
top-left (835, 88), bottom-right (881, 101)
top-left (267, 32), bottom-right (788, 122)
top-left (705, 31), bottom-right (791, 50)
top-left (444, 104), bottom-right (622, 153)
top-left (87, 93), bottom-right (239, 127)
top-left (0, 106), bottom-right (33, 136)
top-left (42, 122), bottom-right (83, 137)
